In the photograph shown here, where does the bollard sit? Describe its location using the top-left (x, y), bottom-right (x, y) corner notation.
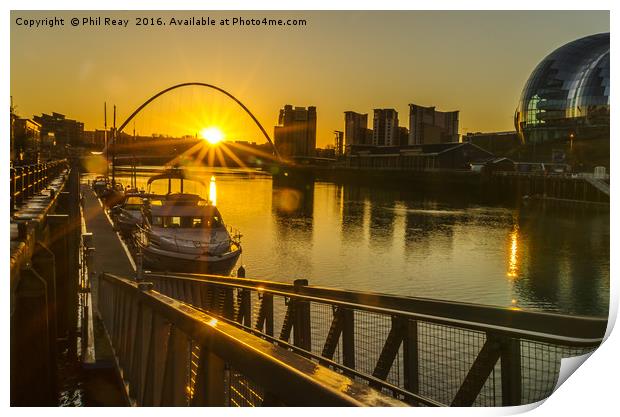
top-left (17, 221), bottom-right (29, 240)
top-left (135, 249), bottom-right (154, 291)
top-left (236, 264), bottom-right (246, 278)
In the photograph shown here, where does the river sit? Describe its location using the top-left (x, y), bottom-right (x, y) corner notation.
top-left (113, 167), bottom-right (609, 317)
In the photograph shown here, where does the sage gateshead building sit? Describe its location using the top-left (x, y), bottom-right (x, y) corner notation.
top-left (514, 33), bottom-right (609, 144)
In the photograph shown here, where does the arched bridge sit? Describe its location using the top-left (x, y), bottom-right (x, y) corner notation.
top-left (115, 82), bottom-right (280, 160)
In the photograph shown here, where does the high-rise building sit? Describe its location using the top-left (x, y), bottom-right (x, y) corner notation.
top-left (274, 105), bottom-right (316, 157)
top-left (33, 112), bottom-right (84, 147)
top-left (408, 104), bottom-right (459, 145)
top-left (372, 109), bottom-right (399, 146)
top-left (334, 130), bottom-right (344, 157)
top-left (344, 111), bottom-right (369, 147)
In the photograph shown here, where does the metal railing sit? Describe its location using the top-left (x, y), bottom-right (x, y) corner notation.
top-left (98, 272), bottom-right (406, 407)
top-left (10, 159), bottom-right (68, 213)
top-left (144, 272), bottom-right (606, 407)
top-left (10, 160), bottom-right (80, 405)
top-left (493, 170), bottom-right (610, 181)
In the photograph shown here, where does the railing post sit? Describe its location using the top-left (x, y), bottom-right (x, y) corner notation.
top-left (293, 279), bottom-right (311, 351)
top-left (26, 165), bottom-right (33, 198)
top-left (34, 163), bottom-right (40, 193)
top-left (236, 289), bottom-right (251, 326)
top-left (255, 290), bottom-right (274, 336)
top-left (10, 167), bottom-right (16, 214)
top-left (15, 167), bottom-right (23, 206)
top-left (342, 308), bottom-right (355, 369)
top-left (500, 336), bottom-right (522, 406)
top-left (403, 319), bottom-right (419, 395)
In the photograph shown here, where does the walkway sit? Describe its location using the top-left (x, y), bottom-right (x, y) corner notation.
top-left (80, 182), bottom-right (133, 406)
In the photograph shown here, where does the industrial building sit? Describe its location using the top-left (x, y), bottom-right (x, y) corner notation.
top-left (462, 131), bottom-right (521, 156)
top-left (346, 142), bottom-right (493, 171)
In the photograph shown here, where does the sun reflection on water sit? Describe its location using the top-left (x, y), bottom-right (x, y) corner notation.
top-left (507, 225), bottom-right (519, 279)
top-left (209, 175), bottom-right (217, 205)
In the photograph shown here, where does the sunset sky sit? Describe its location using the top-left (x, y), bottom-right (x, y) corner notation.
top-left (10, 10), bottom-right (609, 147)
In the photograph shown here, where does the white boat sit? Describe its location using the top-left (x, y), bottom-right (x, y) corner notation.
top-left (111, 194), bottom-right (146, 237)
top-left (134, 169), bottom-right (242, 275)
top-left (92, 175), bottom-right (108, 196)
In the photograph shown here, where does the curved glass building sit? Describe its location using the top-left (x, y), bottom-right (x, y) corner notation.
top-left (515, 33), bottom-right (610, 144)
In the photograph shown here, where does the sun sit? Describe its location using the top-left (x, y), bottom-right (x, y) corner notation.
top-left (200, 127), bottom-right (224, 145)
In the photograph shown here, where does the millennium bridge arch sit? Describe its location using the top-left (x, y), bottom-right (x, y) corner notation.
top-left (115, 82), bottom-right (281, 160)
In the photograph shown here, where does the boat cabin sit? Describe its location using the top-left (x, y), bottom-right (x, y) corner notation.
top-left (146, 202), bottom-right (224, 230)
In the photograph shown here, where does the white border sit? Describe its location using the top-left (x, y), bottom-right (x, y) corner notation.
top-left (3, 1), bottom-right (616, 416)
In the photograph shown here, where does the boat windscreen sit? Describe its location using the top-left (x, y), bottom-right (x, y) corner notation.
top-left (151, 215), bottom-right (223, 229)
top-left (125, 196), bottom-right (143, 205)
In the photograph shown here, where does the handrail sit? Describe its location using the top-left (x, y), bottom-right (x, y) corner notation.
top-left (99, 272), bottom-right (407, 406)
top-left (143, 271), bottom-right (605, 406)
top-left (10, 159), bottom-right (69, 213)
top-left (145, 272), bottom-right (607, 346)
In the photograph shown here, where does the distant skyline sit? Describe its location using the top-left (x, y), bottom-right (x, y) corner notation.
top-left (11, 10), bottom-right (609, 147)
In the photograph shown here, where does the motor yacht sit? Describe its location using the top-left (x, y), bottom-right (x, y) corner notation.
top-left (134, 169), bottom-right (241, 275)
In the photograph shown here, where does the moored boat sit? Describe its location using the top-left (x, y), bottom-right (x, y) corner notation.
top-left (111, 193), bottom-right (148, 237)
top-left (134, 169), bottom-right (242, 275)
top-left (92, 175), bottom-right (109, 197)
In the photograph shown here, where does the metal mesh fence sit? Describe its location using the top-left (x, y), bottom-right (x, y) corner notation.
top-left (417, 321), bottom-right (489, 405)
top-left (226, 367), bottom-right (265, 407)
top-left (188, 342), bottom-right (201, 404)
top-left (520, 341), bottom-right (595, 404)
top-left (309, 302), bottom-right (337, 358)
top-left (145, 275), bottom-right (603, 407)
top-left (353, 310), bottom-right (392, 378)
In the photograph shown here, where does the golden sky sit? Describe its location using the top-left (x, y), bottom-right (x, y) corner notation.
top-left (10, 10), bottom-right (609, 147)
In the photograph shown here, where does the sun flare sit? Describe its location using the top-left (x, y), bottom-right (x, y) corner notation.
top-left (200, 127), bottom-right (224, 145)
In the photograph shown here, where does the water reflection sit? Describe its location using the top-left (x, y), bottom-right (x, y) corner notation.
top-left (271, 175), bottom-right (315, 276)
top-left (340, 185), bottom-right (365, 243)
top-left (208, 175), bottom-right (217, 205)
top-left (272, 175), bottom-right (314, 219)
top-left (507, 224), bottom-right (520, 279)
top-left (368, 197), bottom-right (395, 250)
top-left (513, 204), bottom-right (609, 315)
top-left (112, 170), bottom-right (608, 316)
